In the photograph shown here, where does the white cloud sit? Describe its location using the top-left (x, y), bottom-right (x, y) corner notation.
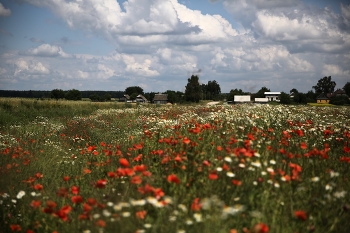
top-left (20, 44), bottom-right (74, 58)
top-left (0, 3), bottom-right (11, 17)
top-left (13, 59), bottom-right (50, 76)
top-left (322, 64), bottom-right (350, 77)
top-left (341, 4), bottom-right (350, 21)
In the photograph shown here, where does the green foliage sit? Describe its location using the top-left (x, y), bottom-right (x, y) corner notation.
top-left (185, 75), bottom-right (201, 102)
top-left (164, 90), bottom-right (184, 104)
top-left (125, 86), bottom-right (144, 96)
top-left (254, 86), bottom-right (270, 98)
top-left (65, 89), bottom-right (82, 101)
top-left (343, 82), bottom-right (350, 97)
top-left (50, 89), bottom-right (65, 100)
top-left (312, 76), bottom-right (336, 94)
top-left (279, 92), bottom-right (291, 104)
top-left (329, 95), bottom-right (350, 105)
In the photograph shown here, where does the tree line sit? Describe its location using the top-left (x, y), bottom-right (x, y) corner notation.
top-left (1, 75), bottom-right (349, 105)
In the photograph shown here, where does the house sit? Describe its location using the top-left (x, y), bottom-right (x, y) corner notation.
top-left (327, 89), bottom-right (349, 98)
top-left (316, 93), bottom-right (330, 104)
top-left (264, 92), bottom-right (281, 101)
top-left (136, 94), bottom-right (148, 103)
top-left (119, 94), bottom-right (130, 102)
top-left (153, 93), bottom-right (168, 104)
top-left (255, 98), bottom-right (268, 104)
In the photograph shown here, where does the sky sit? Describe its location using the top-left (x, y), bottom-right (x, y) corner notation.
top-left (0, 0), bottom-right (349, 94)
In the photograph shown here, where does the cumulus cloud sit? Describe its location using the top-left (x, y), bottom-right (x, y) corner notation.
top-left (20, 44), bottom-right (74, 58)
top-left (13, 59), bottom-right (50, 76)
top-left (341, 4), bottom-right (350, 21)
top-left (0, 3), bottom-right (11, 17)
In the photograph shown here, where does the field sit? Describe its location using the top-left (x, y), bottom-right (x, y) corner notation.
top-left (0, 98), bottom-right (350, 233)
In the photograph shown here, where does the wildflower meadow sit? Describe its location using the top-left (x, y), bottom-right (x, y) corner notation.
top-left (0, 98), bottom-right (350, 233)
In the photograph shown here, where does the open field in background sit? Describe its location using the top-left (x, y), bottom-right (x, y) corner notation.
top-left (0, 98), bottom-right (350, 233)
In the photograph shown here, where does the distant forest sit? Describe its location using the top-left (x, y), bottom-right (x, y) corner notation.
top-left (0, 90), bottom-right (125, 99)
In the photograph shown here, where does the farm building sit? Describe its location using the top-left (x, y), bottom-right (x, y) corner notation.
top-left (264, 92), bottom-right (281, 101)
top-left (316, 93), bottom-right (330, 104)
top-left (234, 95), bottom-right (251, 103)
top-left (255, 98), bottom-right (268, 104)
top-left (119, 94), bottom-right (130, 102)
top-left (153, 93), bottom-right (168, 104)
top-left (136, 94), bottom-right (148, 103)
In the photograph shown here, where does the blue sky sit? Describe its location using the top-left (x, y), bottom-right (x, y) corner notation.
top-left (0, 0), bottom-right (349, 93)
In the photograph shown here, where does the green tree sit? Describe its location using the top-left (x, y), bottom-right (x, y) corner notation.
top-left (125, 86), bottom-right (144, 96)
top-left (254, 87), bottom-right (270, 98)
top-left (185, 75), bottom-right (201, 103)
top-left (89, 94), bottom-right (100, 102)
top-left (102, 93), bottom-right (112, 102)
top-left (279, 92), bottom-right (291, 104)
top-left (65, 89), bottom-right (82, 101)
top-left (206, 80), bottom-right (221, 100)
top-left (330, 95), bottom-right (350, 105)
top-left (343, 82), bottom-right (350, 96)
top-left (50, 89), bottom-right (65, 100)
top-left (312, 76), bottom-right (336, 94)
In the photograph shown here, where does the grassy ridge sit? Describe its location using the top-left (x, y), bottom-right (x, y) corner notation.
top-left (0, 99), bottom-right (350, 233)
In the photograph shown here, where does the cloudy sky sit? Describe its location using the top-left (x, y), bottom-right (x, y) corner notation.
top-left (0, 0), bottom-right (349, 93)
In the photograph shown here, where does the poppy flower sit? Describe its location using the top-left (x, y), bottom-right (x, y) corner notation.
top-left (167, 174), bottom-right (180, 184)
top-left (209, 172), bottom-right (218, 180)
top-left (95, 179), bottom-right (107, 188)
top-left (71, 186), bottom-right (79, 195)
top-left (294, 210), bottom-right (307, 221)
top-left (30, 200), bottom-right (41, 209)
top-left (191, 198), bottom-right (201, 211)
top-left (136, 210), bottom-right (147, 219)
top-left (71, 195), bottom-right (84, 204)
top-left (10, 224), bottom-right (21, 232)
top-left (252, 223), bottom-right (269, 233)
top-left (34, 184), bottom-right (43, 191)
top-left (119, 158), bottom-right (130, 167)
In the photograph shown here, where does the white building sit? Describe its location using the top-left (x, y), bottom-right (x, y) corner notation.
top-left (264, 92), bottom-right (281, 102)
top-left (234, 95), bottom-right (251, 103)
top-left (255, 98), bottom-right (268, 103)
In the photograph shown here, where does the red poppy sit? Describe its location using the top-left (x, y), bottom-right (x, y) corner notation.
top-left (63, 176), bottom-right (70, 182)
top-left (71, 195), bottom-right (84, 204)
top-left (119, 158), bottom-right (130, 167)
top-left (294, 210), bottom-right (307, 221)
top-left (95, 219), bottom-right (106, 228)
top-left (95, 179), bottom-right (107, 188)
top-left (209, 172), bottom-right (218, 180)
top-left (191, 198), bottom-right (201, 211)
top-left (30, 200), bottom-right (41, 209)
top-left (71, 186), bottom-right (79, 195)
top-left (136, 210), bottom-right (147, 219)
top-left (232, 179), bottom-right (242, 186)
top-left (134, 164), bottom-right (147, 172)
top-left (182, 137), bottom-right (191, 144)
top-left (10, 224), bottom-right (21, 232)
top-left (34, 184), bottom-right (43, 191)
top-left (300, 142), bottom-right (307, 149)
top-left (131, 175), bottom-right (142, 184)
top-left (253, 223), bottom-right (269, 233)
top-left (167, 174), bottom-right (180, 184)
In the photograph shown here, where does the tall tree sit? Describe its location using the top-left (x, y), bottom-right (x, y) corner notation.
top-left (206, 80), bottom-right (221, 100)
top-left (65, 89), bottom-right (82, 101)
top-left (254, 87), bottom-right (270, 98)
top-left (312, 76), bottom-right (336, 94)
top-left (280, 92), bottom-right (291, 104)
top-left (228, 88), bottom-right (245, 101)
top-left (343, 82), bottom-right (350, 96)
top-left (185, 75), bottom-right (201, 103)
top-left (125, 86), bottom-right (144, 96)
top-left (50, 89), bottom-right (65, 100)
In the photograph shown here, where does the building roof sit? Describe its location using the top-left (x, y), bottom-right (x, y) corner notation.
top-left (264, 92), bottom-right (281, 95)
top-left (124, 94), bottom-right (130, 99)
top-left (316, 93), bottom-right (329, 100)
top-left (153, 94), bottom-right (168, 101)
top-left (136, 94), bottom-right (147, 101)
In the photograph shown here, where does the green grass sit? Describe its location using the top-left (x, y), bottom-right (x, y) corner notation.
top-left (0, 100), bottom-right (350, 233)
